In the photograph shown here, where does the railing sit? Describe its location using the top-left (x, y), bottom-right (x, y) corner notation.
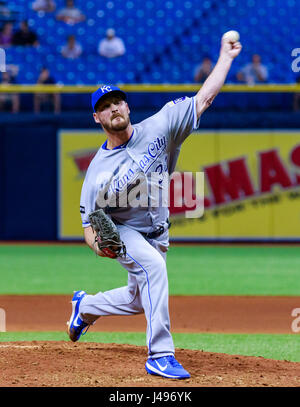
top-left (0, 84), bottom-right (300, 93)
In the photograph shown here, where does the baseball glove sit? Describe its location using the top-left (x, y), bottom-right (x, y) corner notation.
top-left (88, 209), bottom-right (126, 259)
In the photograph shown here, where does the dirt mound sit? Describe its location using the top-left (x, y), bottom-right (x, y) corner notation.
top-left (0, 341), bottom-right (299, 387)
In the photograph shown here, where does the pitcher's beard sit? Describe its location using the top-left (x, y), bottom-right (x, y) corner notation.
top-left (103, 115), bottom-right (130, 132)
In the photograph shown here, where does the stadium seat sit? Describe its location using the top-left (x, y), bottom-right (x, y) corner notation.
top-left (2, 0), bottom-right (299, 84)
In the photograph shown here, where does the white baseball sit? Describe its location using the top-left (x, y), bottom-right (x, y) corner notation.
top-left (222, 30), bottom-right (240, 43)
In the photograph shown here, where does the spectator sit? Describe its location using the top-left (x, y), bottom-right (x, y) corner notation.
top-left (34, 67), bottom-right (61, 114)
top-left (61, 34), bottom-right (82, 59)
top-left (12, 20), bottom-right (39, 47)
top-left (236, 54), bottom-right (268, 85)
top-left (98, 28), bottom-right (126, 58)
top-left (194, 56), bottom-right (214, 83)
top-left (56, 0), bottom-right (85, 25)
top-left (32, 0), bottom-right (56, 13)
top-left (0, 22), bottom-right (13, 48)
top-left (0, 1), bottom-right (11, 19)
top-left (0, 69), bottom-right (20, 113)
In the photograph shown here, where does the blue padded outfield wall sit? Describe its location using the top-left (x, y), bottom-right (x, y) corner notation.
top-left (4, 91), bottom-right (295, 113)
top-left (0, 123), bottom-right (57, 240)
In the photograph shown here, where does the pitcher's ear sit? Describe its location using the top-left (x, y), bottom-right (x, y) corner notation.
top-left (93, 112), bottom-right (101, 124)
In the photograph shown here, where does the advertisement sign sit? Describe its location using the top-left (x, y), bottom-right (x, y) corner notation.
top-left (172, 131), bottom-right (300, 239)
top-left (58, 130), bottom-right (106, 239)
top-left (58, 130), bottom-right (300, 240)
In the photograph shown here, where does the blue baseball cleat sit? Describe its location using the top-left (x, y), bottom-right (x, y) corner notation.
top-left (145, 355), bottom-right (191, 379)
top-left (67, 290), bottom-right (90, 342)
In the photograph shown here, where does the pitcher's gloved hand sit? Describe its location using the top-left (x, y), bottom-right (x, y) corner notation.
top-left (88, 209), bottom-right (126, 259)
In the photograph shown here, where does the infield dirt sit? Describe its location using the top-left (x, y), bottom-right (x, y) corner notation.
top-left (1, 295), bottom-right (298, 333)
top-left (0, 341), bottom-right (299, 387)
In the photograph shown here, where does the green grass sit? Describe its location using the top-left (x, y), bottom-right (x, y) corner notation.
top-left (0, 244), bottom-right (299, 295)
top-left (0, 331), bottom-right (299, 362)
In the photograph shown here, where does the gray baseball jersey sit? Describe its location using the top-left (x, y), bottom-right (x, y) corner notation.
top-left (80, 96), bottom-right (200, 232)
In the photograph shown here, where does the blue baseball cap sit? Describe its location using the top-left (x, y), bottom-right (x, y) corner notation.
top-left (91, 85), bottom-right (127, 112)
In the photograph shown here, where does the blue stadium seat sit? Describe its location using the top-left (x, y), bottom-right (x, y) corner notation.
top-left (2, 0), bottom-right (298, 84)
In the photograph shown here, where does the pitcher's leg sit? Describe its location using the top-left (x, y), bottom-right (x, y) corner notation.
top-left (79, 225), bottom-right (174, 358)
top-left (79, 272), bottom-right (143, 321)
top-left (116, 226), bottom-right (175, 358)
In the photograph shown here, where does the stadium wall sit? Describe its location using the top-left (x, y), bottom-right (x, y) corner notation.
top-left (1, 108), bottom-right (300, 241)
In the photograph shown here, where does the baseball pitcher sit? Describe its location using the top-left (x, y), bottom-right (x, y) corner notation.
top-left (67, 34), bottom-right (242, 379)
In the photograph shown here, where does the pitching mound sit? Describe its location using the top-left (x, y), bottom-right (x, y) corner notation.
top-left (0, 341), bottom-right (299, 387)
